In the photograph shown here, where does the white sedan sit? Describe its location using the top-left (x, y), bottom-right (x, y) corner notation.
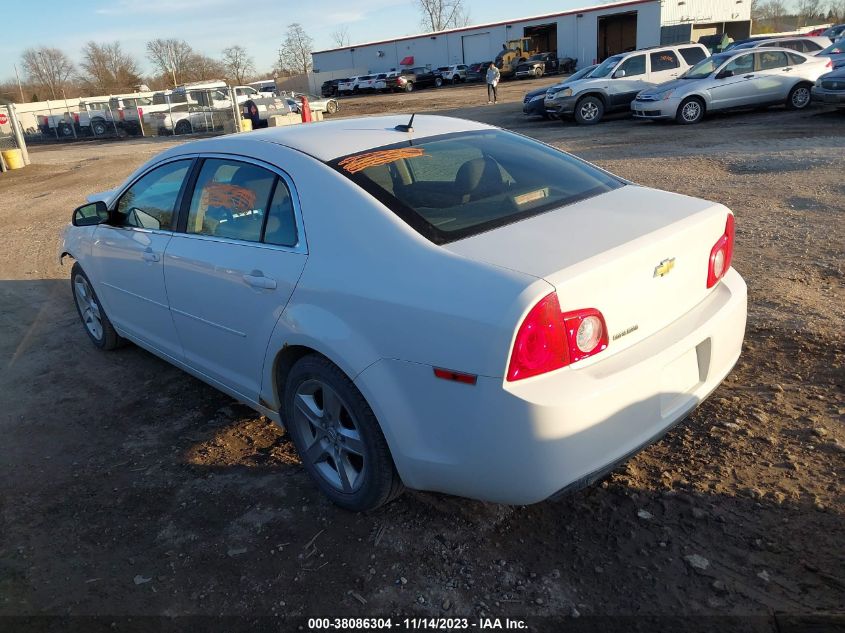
top-left (61, 115), bottom-right (747, 511)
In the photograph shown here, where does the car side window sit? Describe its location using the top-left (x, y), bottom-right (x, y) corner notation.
top-left (679, 46), bottom-right (707, 65)
top-left (115, 160), bottom-right (191, 231)
top-left (786, 52), bottom-right (806, 65)
top-left (263, 181), bottom-right (298, 247)
top-left (801, 40), bottom-right (822, 52)
top-left (650, 50), bottom-right (680, 72)
top-left (724, 54), bottom-right (754, 74)
top-left (618, 54), bottom-right (645, 77)
top-left (757, 50), bottom-right (788, 70)
top-left (187, 159), bottom-right (276, 242)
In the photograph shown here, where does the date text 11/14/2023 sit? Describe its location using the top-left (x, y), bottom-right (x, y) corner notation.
top-left (308, 617), bottom-right (528, 630)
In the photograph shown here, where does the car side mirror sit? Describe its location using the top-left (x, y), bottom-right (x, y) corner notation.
top-left (72, 201), bottom-right (109, 226)
top-left (717, 69), bottom-right (734, 79)
top-left (613, 69), bottom-right (626, 78)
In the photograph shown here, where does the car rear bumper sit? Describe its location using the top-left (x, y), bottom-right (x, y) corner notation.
top-left (355, 268), bottom-right (747, 504)
top-left (631, 99), bottom-right (676, 119)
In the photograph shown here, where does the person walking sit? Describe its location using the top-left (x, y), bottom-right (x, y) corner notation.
top-left (486, 62), bottom-right (501, 104)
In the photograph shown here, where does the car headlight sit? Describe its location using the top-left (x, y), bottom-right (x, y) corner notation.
top-left (549, 87), bottom-right (572, 99)
top-left (661, 90), bottom-right (674, 100)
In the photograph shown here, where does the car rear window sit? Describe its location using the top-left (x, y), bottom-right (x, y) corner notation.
top-left (679, 46), bottom-right (707, 65)
top-left (329, 130), bottom-right (623, 244)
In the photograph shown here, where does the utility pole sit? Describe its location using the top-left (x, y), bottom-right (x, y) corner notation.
top-left (13, 64), bottom-right (24, 103)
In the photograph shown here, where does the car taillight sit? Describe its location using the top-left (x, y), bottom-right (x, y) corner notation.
top-left (825, 59), bottom-right (833, 69)
top-left (73, 113), bottom-right (79, 124)
top-left (707, 214), bottom-right (735, 288)
top-left (119, 109), bottom-right (125, 120)
top-left (507, 293), bottom-right (608, 381)
top-left (138, 107), bottom-right (143, 117)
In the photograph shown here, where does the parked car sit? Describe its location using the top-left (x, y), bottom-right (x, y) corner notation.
top-left (149, 102), bottom-right (235, 135)
top-left (75, 99), bottom-right (118, 136)
top-left (728, 35), bottom-right (831, 54)
top-left (399, 67), bottom-right (443, 91)
top-left (233, 85), bottom-right (263, 103)
top-left (63, 114), bottom-right (746, 511)
top-left (544, 43), bottom-right (709, 124)
top-left (818, 39), bottom-right (845, 69)
top-left (812, 66), bottom-right (845, 107)
top-left (377, 72), bottom-right (411, 92)
top-left (822, 24), bottom-right (845, 41)
top-left (523, 64), bottom-right (597, 117)
top-left (631, 48), bottom-right (834, 124)
top-left (466, 62), bottom-right (493, 82)
top-left (321, 79), bottom-right (347, 97)
top-left (285, 94), bottom-right (339, 115)
top-left (438, 64), bottom-right (470, 84)
top-left (515, 53), bottom-right (560, 79)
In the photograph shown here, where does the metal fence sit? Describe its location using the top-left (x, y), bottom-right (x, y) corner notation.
top-left (14, 87), bottom-right (251, 145)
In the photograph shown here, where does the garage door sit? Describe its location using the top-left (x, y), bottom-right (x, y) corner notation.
top-left (462, 33), bottom-right (492, 64)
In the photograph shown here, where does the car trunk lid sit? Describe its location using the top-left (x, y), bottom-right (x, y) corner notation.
top-left (444, 185), bottom-right (733, 360)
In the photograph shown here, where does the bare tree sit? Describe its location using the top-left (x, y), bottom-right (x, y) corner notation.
top-left (185, 54), bottom-right (226, 82)
top-left (146, 39), bottom-right (194, 87)
top-left (331, 26), bottom-right (351, 48)
top-left (80, 41), bottom-right (141, 94)
top-left (416, 0), bottom-right (469, 32)
top-left (758, 0), bottom-right (789, 31)
top-left (831, 0), bottom-right (845, 20)
top-left (222, 45), bottom-right (255, 85)
top-left (21, 47), bottom-right (75, 99)
top-left (279, 23), bottom-right (314, 76)
top-left (796, 0), bottom-right (823, 24)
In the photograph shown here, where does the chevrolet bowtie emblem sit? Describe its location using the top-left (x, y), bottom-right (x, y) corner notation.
top-left (654, 257), bottom-right (676, 278)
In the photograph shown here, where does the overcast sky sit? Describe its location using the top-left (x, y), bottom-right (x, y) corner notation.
top-left (0, 0), bottom-right (607, 81)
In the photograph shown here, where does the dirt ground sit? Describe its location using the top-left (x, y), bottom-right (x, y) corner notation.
top-left (1, 78), bottom-right (843, 629)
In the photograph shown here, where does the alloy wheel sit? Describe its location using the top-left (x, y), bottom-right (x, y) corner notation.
top-left (580, 102), bottom-right (598, 121)
top-left (791, 87), bottom-right (810, 109)
top-left (293, 379), bottom-right (366, 493)
top-left (682, 101), bottom-right (702, 122)
top-left (74, 276), bottom-right (103, 341)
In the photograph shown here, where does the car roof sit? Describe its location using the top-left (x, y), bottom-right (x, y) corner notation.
top-left (169, 115), bottom-right (494, 162)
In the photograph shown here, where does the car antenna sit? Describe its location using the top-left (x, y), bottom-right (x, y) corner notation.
top-left (394, 113), bottom-right (415, 133)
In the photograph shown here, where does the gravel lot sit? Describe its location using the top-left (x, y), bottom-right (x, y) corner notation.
top-left (1, 79), bottom-right (843, 628)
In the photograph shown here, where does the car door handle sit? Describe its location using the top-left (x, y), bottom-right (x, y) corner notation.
top-left (142, 249), bottom-right (160, 263)
top-left (782, 67), bottom-right (793, 72)
top-left (242, 271), bottom-right (277, 290)
top-left (743, 74), bottom-right (755, 79)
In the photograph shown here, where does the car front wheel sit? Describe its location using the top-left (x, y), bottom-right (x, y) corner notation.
top-left (786, 83), bottom-right (812, 110)
top-left (326, 100), bottom-right (338, 114)
top-left (71, 263), bottom-right (123, 350)
top-left (284, 354), bottom-right (404, 511)
top-left (174, 120), bottom-right (192, 135)
top-left (404, 82), bottom-right (414, 92)
top-left (574, 96), bottom-right (604, 125)
top-left (676, 97), bottom-right (705, 124)
top-left (435, 77), bottom-right (443, 87)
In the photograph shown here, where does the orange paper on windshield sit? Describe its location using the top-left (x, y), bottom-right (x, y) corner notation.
top-left (338, 148), bottom-right (426, 174)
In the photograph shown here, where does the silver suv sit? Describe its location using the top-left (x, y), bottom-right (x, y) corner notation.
top-left (631, 48), bottom-right (834, 124)
top-left (544, 43), bottom-right (709, 124)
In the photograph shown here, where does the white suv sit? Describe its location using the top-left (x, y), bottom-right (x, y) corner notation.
top-left (439, 64), bottom-right (469, 84)
top-left (545, 43), bottom-right (709, 124)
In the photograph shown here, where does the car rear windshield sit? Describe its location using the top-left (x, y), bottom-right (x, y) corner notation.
top-left (329, 130), bottom-right (623, 244)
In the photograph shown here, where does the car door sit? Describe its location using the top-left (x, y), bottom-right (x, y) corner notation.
top-left (649, 49), bottom-right (682, 85)
top-left (163, 156), bottom-right (308, 401)
top-left (607, 53), bottom-right (648, 108)
top-left (755, 50), bottom-right (792, 101)
top-left (708, 52), bottom-right (759, 109)
top-left (90, 158), bottom-right (193, 358)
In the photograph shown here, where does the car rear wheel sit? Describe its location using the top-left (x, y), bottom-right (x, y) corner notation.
top-left (435, 77), bottom-right (443, 88)
top-left (91, 119), bottom-right (108, 136)
top-left (404, 82), bottom-right (414, 92)
top-left (574, 96), bottom-right (604, 125)
top-left (451, 76), bottom-right (460, 85)
top-left (174, 120), bottom-right (192, 135)
top-left (676, 97), bottom-right (705, 124)
top-left (535, 67), bottom-right (544, 78)
top-left (284, 354), bottom-right (404, 511)
top-left (326, 100), bottom-right (338, 114)
top-left (58, 123), bottom-right (74, 138)
top-left (71, 263), bottom-right (123, 350)
top-left (786, 83), bottom-right (812, 110)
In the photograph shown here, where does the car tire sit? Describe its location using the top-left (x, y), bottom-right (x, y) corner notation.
top-left (786, 82), bottom-right (812, 110)
top-left (451, 76), bottom-right (460, 85)
top-left (435, 77), bottom-right (443, 88)
top-left (58, 123), bottom-right (74, 138)
top-left (676, 97), bottom-right (705, 124)
top-left (174, 120), bottom-right (192, 135)
top-left (326, 100), bottom-right (338, 114)
top-left (91, 119), bottom-right (108, 136)
top-left (574, 95), bottom-right (604, 125)
top-left (71, 263), bottom-right (123, 351)
top-left (404, 82), bottom-right (414, 92)
top-left (535, 67), bottom-right (544, 78)
top-left (284, 354), bottom-right (405, 511)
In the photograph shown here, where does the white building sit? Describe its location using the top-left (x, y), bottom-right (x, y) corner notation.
top-left (311, 0), bottom-right (751, 78)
